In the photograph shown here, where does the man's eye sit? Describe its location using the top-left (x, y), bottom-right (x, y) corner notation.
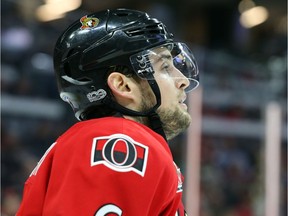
top-left (162, 63), bottom-right (171, 72)
top-left (163, 64), bottom-right (169, 69)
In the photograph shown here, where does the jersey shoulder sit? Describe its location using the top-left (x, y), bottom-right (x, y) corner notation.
top-left (56, 116), bottom-right (173, 172)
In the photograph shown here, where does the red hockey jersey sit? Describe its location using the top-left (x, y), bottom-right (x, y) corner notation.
top-left (17, 117), bottom-right (187, 215)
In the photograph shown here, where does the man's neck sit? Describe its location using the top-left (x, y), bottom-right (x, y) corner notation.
top-left (123, 115), bottom-right (149, 127)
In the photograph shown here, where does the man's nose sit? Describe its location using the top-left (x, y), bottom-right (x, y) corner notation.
top-left (174, 69), bottom-right (190, 90)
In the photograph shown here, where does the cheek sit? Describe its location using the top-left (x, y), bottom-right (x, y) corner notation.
top-left (156, 74), bottom-right (175, 90)
top-left (139, 82), bottom-right (157, 104)
top-left (159, 82), bottom-right (177, 107)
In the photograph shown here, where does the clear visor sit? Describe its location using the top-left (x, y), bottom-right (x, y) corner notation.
top-left (130, 42), bottom-right (199, 92)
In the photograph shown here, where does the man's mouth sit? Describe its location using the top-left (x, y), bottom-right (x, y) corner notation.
top-left (178, 96), bottom-right (188, 110)
top-left (178, 95), bottom-right (187, 104)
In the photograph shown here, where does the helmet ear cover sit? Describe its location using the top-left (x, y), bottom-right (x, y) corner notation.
top-left (80, 65), bottom-right (137, 120)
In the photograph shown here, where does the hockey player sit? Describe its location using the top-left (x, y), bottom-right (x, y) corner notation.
top-left (17, 8), bottom-right (199, 216)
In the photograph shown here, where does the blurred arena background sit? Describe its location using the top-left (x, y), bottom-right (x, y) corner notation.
top-left (1, 0), bottom-right (287, 215)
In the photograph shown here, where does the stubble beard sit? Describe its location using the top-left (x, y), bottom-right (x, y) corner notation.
top-left (136, 87), bottom-right (191, 140)
top-left (157, 106), bottom-right (191, 140)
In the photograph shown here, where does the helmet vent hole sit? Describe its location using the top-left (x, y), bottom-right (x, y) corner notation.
top-left (114, 12), bottom-right (130, 17)
top-left (64, 62), bottom-right (72, 77)
top-left (78, 77), bottom-right (92, 82)
top-left (125, 24), bottom-right (165, 37)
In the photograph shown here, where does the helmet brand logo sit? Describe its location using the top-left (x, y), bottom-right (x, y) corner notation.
top-left (80, 15), bottom-right (99, 29)
top-left (87, 89), bottom-right (107, 102)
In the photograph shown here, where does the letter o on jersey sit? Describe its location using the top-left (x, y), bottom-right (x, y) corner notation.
top-left (95, 204), bottom-right (123, 216)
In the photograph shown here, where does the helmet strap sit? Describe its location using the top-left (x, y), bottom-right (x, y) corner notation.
top-left (147, 111), bottom-right (167, 141)
top-left (102, 76), bottom-right (167, 141)
top-left (145, 78), bottom-right (168, 141)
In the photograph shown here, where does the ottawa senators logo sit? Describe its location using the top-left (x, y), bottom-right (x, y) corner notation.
top-left (80, 15), bottom-right (99, 29)
top-left (91, 134), bottom-right (149, 176)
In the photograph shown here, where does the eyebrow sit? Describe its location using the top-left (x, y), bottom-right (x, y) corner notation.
top-left (153, 53), bottom-right (172, 64)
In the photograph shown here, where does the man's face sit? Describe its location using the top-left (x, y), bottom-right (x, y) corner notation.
top-left (138, 46), bottom-right (192, 140)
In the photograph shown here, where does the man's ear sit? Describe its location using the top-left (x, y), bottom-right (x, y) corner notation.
top-left (107, 72), bottom-right (137, 101)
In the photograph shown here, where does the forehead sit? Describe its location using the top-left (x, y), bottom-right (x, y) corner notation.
top-left (150, 46), bottom-right (171, 55)
top-left (149, 46), bottom-right (172, 63)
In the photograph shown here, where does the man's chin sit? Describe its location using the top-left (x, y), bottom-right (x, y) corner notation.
top-left (161, 108), bottom-right (191, 140)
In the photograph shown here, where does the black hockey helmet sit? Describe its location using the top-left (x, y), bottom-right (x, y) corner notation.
top-left (54, 8), bottom-right (199, 128)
